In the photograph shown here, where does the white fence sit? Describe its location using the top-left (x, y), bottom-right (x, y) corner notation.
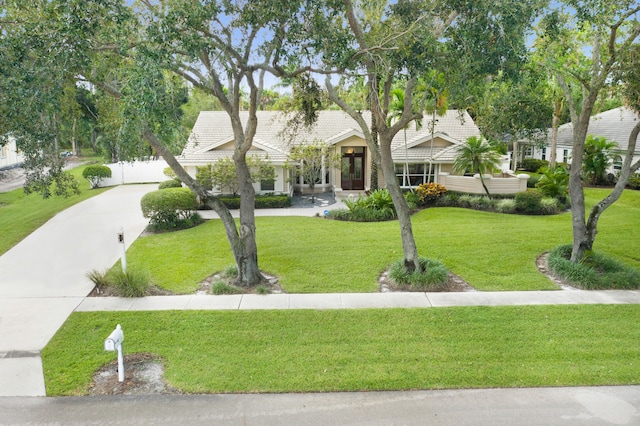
top-left (99, 159), bottom-right (169, 187)
top-left (438, 172), bottom-right (529, 195)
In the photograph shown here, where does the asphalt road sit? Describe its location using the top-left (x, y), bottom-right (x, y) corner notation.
top-left (1, 386), bottom-right (639, 425)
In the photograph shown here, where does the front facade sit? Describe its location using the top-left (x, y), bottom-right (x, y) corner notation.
top-left (0, 136), bottom-right (24, 170)
top-left (179, 110), bottom-right (482, 195)
top-left (530, 107), bottom-right (640, 172)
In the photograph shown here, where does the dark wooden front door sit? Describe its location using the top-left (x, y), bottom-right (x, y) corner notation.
top-left (341, 149), bottom-right (365, 190)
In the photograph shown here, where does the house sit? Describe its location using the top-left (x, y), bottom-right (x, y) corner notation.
top-left (0, 136), bottom-right (24, 170)
top-left (179, 110), bottom-right (512, 195)
top-left (531, 107), bottom-right (640, 172)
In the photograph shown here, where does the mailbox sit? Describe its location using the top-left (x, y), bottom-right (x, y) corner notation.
top-left (104, 324), bottom-right (124, 351)
top-left (104, 324), bottom-right (125, 382)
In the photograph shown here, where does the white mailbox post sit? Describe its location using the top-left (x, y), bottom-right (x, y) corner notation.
top-left (104, 324), bottom-right (125, 382)
top-left (117, 227), bottom-right (127, 273)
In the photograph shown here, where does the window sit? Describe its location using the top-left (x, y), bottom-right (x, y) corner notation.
top-left (563, 149), bottom-right (569, 163)
top-left (260, 179), bottom-right (275, 191)
top-left (394, 163), bottom-right (434, 187)
top-left (541, 148), bottom-right (546, 161)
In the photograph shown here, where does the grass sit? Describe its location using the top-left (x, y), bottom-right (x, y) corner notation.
top-left (0, 158), bottom-right (110, 255)
top-left (42, 305), bottom-right (640, 396)
top-left (124, 188), bottom-right (640, 293)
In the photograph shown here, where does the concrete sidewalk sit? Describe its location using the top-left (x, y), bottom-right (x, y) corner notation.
top-left (75, 289), bottom-right (640, 312)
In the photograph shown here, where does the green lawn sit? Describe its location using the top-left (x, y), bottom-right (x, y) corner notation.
top-left (125, 188), bottom-right (640, 293)
top-left (42, 305), bottom-right (640, 396)
top-left (0, 160), bottom-right (109, 255)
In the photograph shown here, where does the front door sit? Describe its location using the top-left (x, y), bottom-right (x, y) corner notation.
top-left (341, 147), bottom-right (365, 190)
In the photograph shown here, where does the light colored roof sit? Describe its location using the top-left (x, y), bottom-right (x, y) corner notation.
top-left (553, 107), bottom-right (640, 153)
top-left (180, 110), bottom-right (480, 164)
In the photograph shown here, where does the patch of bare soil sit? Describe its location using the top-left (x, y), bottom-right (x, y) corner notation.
top-left (197, 271), bottom-right (285, 295)
top-left (89, 353), bottom-right (181, 396)
top-left (378, 269), bottom-right (477, 292)
top-left (536, 252), bottom-right (579, 290)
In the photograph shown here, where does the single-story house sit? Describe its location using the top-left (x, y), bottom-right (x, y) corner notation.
top-left (0, 136), bottom-right (24, 170)
top-left (530, 107), bottom-right (640, 172)
top-left (179, 110), bottom-right (522, 195)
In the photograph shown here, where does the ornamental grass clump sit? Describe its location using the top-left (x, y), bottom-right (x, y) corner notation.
top-left (547, 244), bottom-right (640, 289)
top-left (388, 257), bottom-right (448, 291)
top-left (111, 268), bottom-right (152, 297)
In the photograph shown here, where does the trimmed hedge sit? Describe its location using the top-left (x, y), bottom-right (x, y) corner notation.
top-left (82, 165), bottom-right (112, 188)
top-left (216, 194), bottom-right (292, 209)
top-left (141, 188), bottom-right (201, 231)
top-left (158, 179), bottom-right (182, 189)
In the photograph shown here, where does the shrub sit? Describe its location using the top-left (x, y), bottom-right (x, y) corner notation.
top-left (520, 158), bottom-right (548, 172)
top-left (515, 190), bottom-right (543, 215)
top-left (415, 183), bottom-right (448, 205)
top-left (495, 198), bottom-right (516, 214)
top-left (340, 189), bottom-right (397, 221)
top-left (626, 173), bottom-right (640, 190)
top-left (86, 269), bottom-right (110, 293)
top-left (388, 257), bottom-right (449, 291)
top-left (536, 166), bottom-right (569, 200)
top-left (217, 194), bottom-right (292, 209)
top-left (547, 245), bottom-right (640, 289)
top-left (211, 281), bottom-right (242, 295)
top-left (110, 268), bottom-right (152, 297)
top-left (163, 167), bottom-right (177, 180)
top-left (82, 165), bottom-right (112, 188)
top-left (436, 191), bottom-right (461, 207)
top-left (526, 173), bottom-right (541, 188)
top-left (158, 179), bottom-right (182, 189)
top-left (539, 197), bottom-right (561, 215)
top-left (141, 188), bottom-right (201, 231)
top-left (404, 191), bottom-right (420, 209)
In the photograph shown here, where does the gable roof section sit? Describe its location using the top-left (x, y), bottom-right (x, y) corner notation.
top-left (181, 110), bottom-right (481, 165)
top-left (553, 107), bottom-right (640, 154)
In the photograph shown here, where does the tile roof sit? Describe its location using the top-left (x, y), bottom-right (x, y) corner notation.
top-left (181, 110), bottom-right (481, 164)
top-left (553, 107), bottom-right (640, 153)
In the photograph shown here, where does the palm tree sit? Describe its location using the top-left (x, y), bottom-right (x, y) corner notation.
top-left (388, 88), bottom-right (423, 191)
top-left (453, 136), bottom-right (502, 197)
top-left (583, 135), bottom-right (618, 186)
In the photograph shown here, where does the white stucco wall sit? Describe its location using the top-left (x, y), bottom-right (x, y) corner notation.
top-left (99, 159), bottom-right (169, 187)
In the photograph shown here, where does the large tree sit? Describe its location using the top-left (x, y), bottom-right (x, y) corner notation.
top-left (317, 0), bottom-right (543, 272)
top-left (0, 0), bottom-right (315, 286)
top-left (536, 1), bottom-right (640, 262)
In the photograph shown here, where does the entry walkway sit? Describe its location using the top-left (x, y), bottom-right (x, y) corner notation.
top-left (1, 183), bottom-right (639, 398)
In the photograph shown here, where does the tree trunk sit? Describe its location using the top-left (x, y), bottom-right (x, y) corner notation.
top-left (235, 155), bottom-right (263, 286)
top-left (142, 128), bottom-right (263, 286)
top-left (379, 131), bottom-right (421, 273)
top-left (479, 174), bottom-right (491, 197)
top-left (550, 101), bottom-right (560, 169)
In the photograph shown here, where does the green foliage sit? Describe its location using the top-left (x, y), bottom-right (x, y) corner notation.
top-left (211, 281), bottom-right (242, 295)
top-left (140, 188), bottom-right (200, 231)
top-left (86, 269), bottom-right (110, 293)
top-left (217, 194), bottom-right (291, 209)
top-left (583, 135), bottom-right (618, 185)
top-left (515, 190), bottom-right (544, 215)
top-left (285, 141), bottom-right (341, 199)
top-left (163, 167), bottom-right (177, 180)
top-left (81, 165), bottom-right (112, 189)
top-left (158, 179), bottom-right (182, 190)
top-left (255, 285), bottom-right (271, 295)
top-left (337, 189), bottom-right (397, 221)
top-left (536, 166), bottom-right (569, 200)
top-left (110, 268), bottom-right (152, 297)
top-left (548, 245), bottom-right (640, 290)
top-left (520, 158), bottom-right (549, 172)
top-left (626, 173), bottom-right (640, 190)
top-left (388, 257), bottom-right (449, 290)
top-left (198, 157), bottom-right (276, 195)
top-left (415, 183), bottom-right (448, 204)
top-left (222, 264), bottom-right (239, 279)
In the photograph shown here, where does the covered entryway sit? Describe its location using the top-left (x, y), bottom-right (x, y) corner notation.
top-left (341, 147), bottom-right (365, 190)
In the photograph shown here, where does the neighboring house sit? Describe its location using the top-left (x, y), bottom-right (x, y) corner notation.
top-left (180, 110), bottom-right (482, 195)
top-left (531, 107), bottom-right (640, 172)
top-left (0, 136), bottom-right (24, 170)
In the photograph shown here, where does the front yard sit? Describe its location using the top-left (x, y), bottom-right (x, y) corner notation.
top-left (123, 188), bottom-right (640, 293)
